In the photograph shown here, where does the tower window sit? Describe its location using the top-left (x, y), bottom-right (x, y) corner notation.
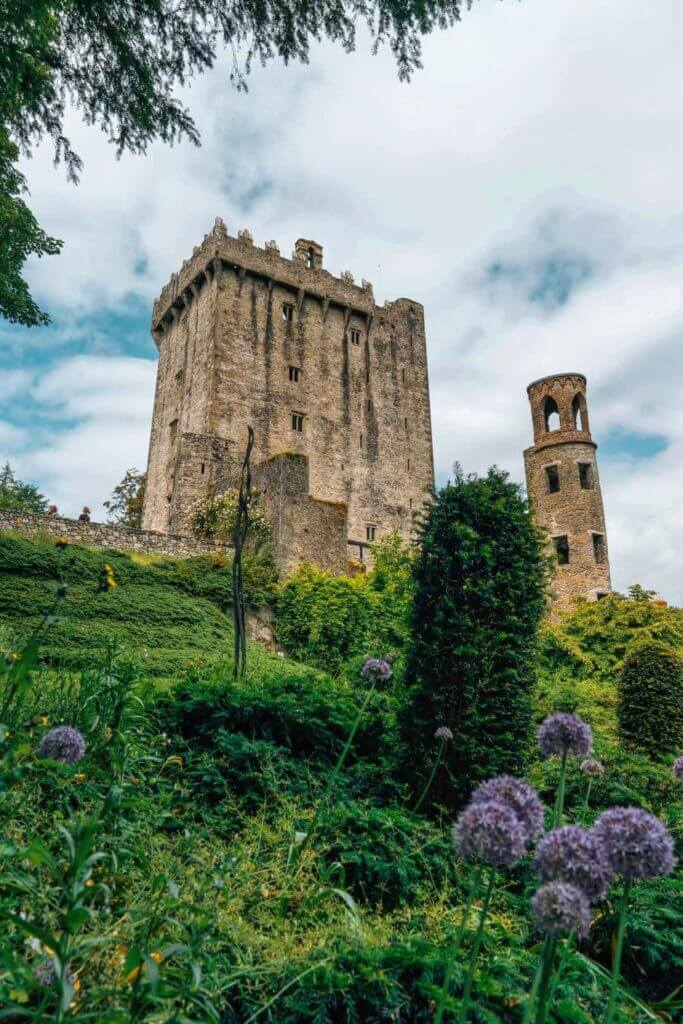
top-left (544, 396), bottom-right (560, 432)
top-left (282, 302), bottom-right (294, 322)
top-left (350, 328), bottom-right (361, 345)
top-left (307, 247), bottom-right (315, 269)
top-left (200, 462), bottom-right (205, 475)
top-left (366, 370), bottom-right (370, 383)
top-left (366, 398), bottom-right (373, 412)
top-left (554, 535), bottom-right (570, 565)
top-left (578, 462), bottom-right (594, 489)
top-left (289, 365), bottom-right (301, 382)
top-left (291, 412), bottom-right (304, 432)
top-left (404, 417), bottom-right (408, 429)
top-left (360, 433), bottom-right (363, 449)
top-left (169, 418), bottom-right (178, 444)
top-left (545, 465), bottom-right (560, 494)
top-left (592, 533), bottom-right (606, 564)
top-left (175, 369), bottom-right (183, 382)
top-left (407, 458), bottom-right (411, 470)
top-left (402, 368), bottom-right (406, 383)
top-left (366, 525), bottom-right (376, 542)
top-left (573, 393), bottom-right (588, 431)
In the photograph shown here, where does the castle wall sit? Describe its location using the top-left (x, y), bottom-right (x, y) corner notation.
top-left (142, 221), bottom-right (434, 559)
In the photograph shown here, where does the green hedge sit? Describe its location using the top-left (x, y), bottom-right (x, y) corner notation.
top-left (618, 637), bottom-right (683, 756)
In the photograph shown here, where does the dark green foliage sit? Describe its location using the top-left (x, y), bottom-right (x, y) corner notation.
top-left (618, 638), bottom-right (683, 756)
top-left (274, 533), bottom-right (415, 672)
top-left (0, 462), bottom-right (49, 513)
top-left (103, 467), bottom-right (146, 529)
top-left (1, 0), bottom-right (474, 326)
top-left (402, 466), bottom-right (547, 810)
top-left (0, 533), bottom-right (277, 674)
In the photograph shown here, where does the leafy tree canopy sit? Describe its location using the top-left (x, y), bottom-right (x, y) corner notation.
top-left (0, 0), bottom-right (475, 326)
top-left (103, 468), bottom-right (147, 530)
top-left (0, 461), bottom-right (49, 513)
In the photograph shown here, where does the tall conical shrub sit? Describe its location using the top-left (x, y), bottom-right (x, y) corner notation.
top-left (618, 638), bottom-right (683, 756)
top-left (401, 466), bottom-right (547, 811)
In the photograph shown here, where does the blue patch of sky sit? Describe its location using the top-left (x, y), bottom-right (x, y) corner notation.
top-left (600, 427), bottom-right (668, 460)
top-left (485, 250), bottom-right (594, 312)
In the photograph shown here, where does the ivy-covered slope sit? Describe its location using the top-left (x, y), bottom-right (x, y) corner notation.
top-left (0, 533), bottom-right (277, 676)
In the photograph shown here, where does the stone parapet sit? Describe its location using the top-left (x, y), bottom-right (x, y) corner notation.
top-left (0, 509), bottom-right (230, 559)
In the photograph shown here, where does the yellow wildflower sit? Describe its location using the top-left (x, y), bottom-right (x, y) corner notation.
top-left (73, 773), bottom-right (86, 783)
top-left (126, 951), bottom-right (164, 984)
top-left (56, 536), bottom-right (69, 548)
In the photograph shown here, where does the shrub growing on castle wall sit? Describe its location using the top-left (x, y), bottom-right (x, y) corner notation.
top-left (401, 466), bottom-right (547, 811)
top-left (618, 638), bottom-right (683, 756)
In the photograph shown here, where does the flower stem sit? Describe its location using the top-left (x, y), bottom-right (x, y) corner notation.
top-left (533, 935), bottom-right (557, 1024)
top-left (605, 880), bottom-right (631, 1024)
top-left (455, 868), bottom-right (496, 1024)
top-left (552, 751), bottom-right (568, 827)
top-left (522, 936), bottom-right (549, 1024)
top-left (433, 864), bottom-right (483, 1024)
top-left (414, 739), bottom-right (446, 814)
top-left (583, 778), bottom-right (593, 811)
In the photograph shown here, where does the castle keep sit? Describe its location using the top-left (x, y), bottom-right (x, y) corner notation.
top-left (142, 219), bottom-right (435, 569)
top-left (524, 373), bottom-right (611, 608)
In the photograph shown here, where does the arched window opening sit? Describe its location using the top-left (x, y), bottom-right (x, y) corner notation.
top-left (572, 393), bottom-right (587, 431)
top-left (307, 247), bottom-right (315, 269)
top-left (544, 396), bottom-right (560, 432)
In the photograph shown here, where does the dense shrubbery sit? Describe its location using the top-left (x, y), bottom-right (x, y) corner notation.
top-left (618, 638), bottom-right (683, 756)
top-left (274, 533), bottom-right (415, 672)
top-left (402, 467), bottom-right (547, 810)
top-left (0, 531), bottom-right (681, 1022)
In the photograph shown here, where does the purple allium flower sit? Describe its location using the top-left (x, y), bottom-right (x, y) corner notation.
top-left (34, 959), bottom-right (76, 988)
top-left (673, 756), bottom-right (683, 782)
top-left (581, 758), bottom-right (605, 777)
top-left (434, 725), bottom-right (454, 742)
top-left (38, 725), bottom-right (86, 765)
top-left (470, 775), bottom-right (544, 845)
top-left (538, 713), bottom-right (592, 759)
top-left (360, 657), bottom-right (392, 683)
top-left (531, 881), bottom-right (591, 938)
top-left (593, 807), bottom-right (676, 881)
top-left (453, 800), bottom-right (526, 869)
top-left (534, 825), bottom-right (614, 902)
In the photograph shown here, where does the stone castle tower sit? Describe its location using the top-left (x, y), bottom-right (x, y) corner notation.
top-left (142, 218), bottom-right (434, 570)
top-left (523, 372), bottom-right (611, 608)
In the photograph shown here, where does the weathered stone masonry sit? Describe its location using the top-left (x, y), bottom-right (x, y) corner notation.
top-left (141, 219), bottom-right (435, 570)
top-left (524, 373), bottom-right (612, 610)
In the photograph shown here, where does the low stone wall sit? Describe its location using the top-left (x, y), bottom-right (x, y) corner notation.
top-left (0, 509), bottom-right (230, 559)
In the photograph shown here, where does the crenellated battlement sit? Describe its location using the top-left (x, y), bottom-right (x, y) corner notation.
top-left (151, 218), bottom-right (385, 340)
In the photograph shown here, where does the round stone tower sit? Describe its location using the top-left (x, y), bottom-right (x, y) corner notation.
top-left (523, 372), bottom-right (611, 609)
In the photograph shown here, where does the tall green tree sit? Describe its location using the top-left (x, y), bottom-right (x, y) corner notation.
top-left (0, 1), bottom-right (477, 326)
top-left (0, 461), bottom-right (49, 513)
top-left (103, 468), bottom-right (147, 530)
top-left (401, 466), bottom-right (548, 811)
top-left (618, 638), bottom-right (683, 757)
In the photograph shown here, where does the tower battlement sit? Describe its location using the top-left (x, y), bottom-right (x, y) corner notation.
top-left (142, 220), bottom-right (435, 570)
top-left (524, 372), bottom-right (611, 609)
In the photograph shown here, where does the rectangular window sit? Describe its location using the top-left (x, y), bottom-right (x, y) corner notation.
top-left (350, 328), bottom-right (360, 344)
top-left (366, 398), bottom-right (373, 412)
top-left (282, 302), bottom-right (294, 322)
top-left (578, 462), bottom-right (594, 489)
top-left (169, 418), bottom-right (178, 445)
top-left (175, 369), bottom-right (183, 382)
top-left (360, 433), bottom-right (363, 449)
top-left (592, 533), bottom-right (606, 564)
top-left (554, 535), bottom-right (570, 565)
top-left (402, 368), bottom-right (405, 383)
top-left (545, 465), bottom-right (560, 494)
top-left (288, 365), bottom-right (301, 382)
top-left (366, 525), bottom-right (376, 542)
top-left (404, 416), bottom-right (408, 429)
top-left (200, 462), bottom-right (205, 475)
top-left (407, 458), bottom-right (411, 470)
top-left (291, 412), bottom-right (304, 432)
top-left (366, 370), bottom-right (370, 383)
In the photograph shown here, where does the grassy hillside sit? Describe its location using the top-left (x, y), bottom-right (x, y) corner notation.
top-left (0, 533), bottom-right (681, 1021)
top-left (0, 533), bottom-right (276, 676)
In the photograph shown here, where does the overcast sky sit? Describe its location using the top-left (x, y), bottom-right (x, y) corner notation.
top-left (1, 0), bottom-right (682, 601)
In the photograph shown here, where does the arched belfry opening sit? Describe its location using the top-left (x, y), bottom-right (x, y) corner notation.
top-left (544, 396), bottom-right (560, 432)
top-left (572, 393), bottom-right (587, 431)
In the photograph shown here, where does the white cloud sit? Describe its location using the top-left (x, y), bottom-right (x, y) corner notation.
top-left (5, 0), bottom-right (683, 600)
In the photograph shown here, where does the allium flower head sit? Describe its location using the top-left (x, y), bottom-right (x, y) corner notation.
top-left (581, 758), bottom-right (605, 777)
top-left (38, 725), bottom-right (86, 765)
top-left (360, 657), bottom-right (392, 683)
top-left (34, 959), bottom-right (76, 988)
top-left (531, 881), bottom-right (591, 938)
top-left (672, 756), bottom-right (683, 782)
top-left (470, 775), bottom-right (544, 845)
top-left (453, 799), bottom-right (526, 869)
top-left (434, 725), bottom-right (453, 742)
top-left (538, 713), bottom-right (592, 758)
top-left (593, 807), bottom-right (676, 880)
top-left (534, 825), bottom-right (613, 902)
